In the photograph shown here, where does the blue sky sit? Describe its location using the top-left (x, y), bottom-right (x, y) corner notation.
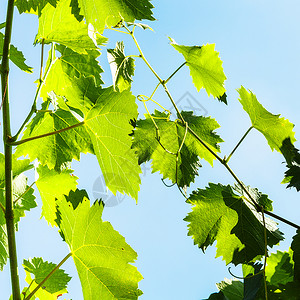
top-left (1, 0), bottom-right (300, 299)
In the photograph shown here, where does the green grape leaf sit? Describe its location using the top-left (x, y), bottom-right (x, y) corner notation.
top-left (0, 153), bottom-right (32, 185)
top-left (184, 183), bottom-right (283, 265)
top-left (233, 183), bottom-right (273, 211)
top-left (170, 39), bottom-right (226, 99)
top-left (0, 174), bottom-right (36, 227)
top-left (0, 33), bottom-right (33, 73)
top-left (132, 110), bottom-right (222, 188)
top-left (85, 87), bottom-right (141, 200)
top-left (35, 0), bottom-right (101, 54)
top-left (107, 41), bottom-right (135, 92)
top-left (36, 164), bottom-right (78, 226)
top-left (70, 0), bottom-right (84, 22)
top-left (15, 107), bottom-right (94, 171)
top-left (14, 0), bottom-right (57, 15)
top-left (281, 140), bottom-right (300, 191)
top-left (205, 292), bottom-right (226, 300)
top-left (40, 44), bottom-right (105, 105)
top-left (77, 0), bottom-right (154, 33)
top-left (265, 249), bottom-right (294, 286)
top-left (58, 192), bottom-right (143, 299)
top-left (0, 224), bottom-right (8, 271)
top-left (216, 279), bottom-right (244, 300)
top-left (243, 263), bottom-right (263, 300)
top-left (291, 230), bottom-right (300, 283)
top-left (23, 257), bottom-right (71, 294)
top-left (237, 86), bottom-right (296, 153)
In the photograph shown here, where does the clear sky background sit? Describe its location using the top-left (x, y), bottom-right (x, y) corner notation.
top-left (1, 0), bottom-right (300, 299)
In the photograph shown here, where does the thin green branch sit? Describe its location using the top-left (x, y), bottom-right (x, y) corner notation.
top-left (1, 1), bottom-right (21, 299)
top-left (225, 126), bottom-right (253, 163)
top-left (24, 253), bottom-right (72, 300)
top-left (10, 121), bottom-right (85, 146)
top-left (165, 62), bottom-right (187, 84)
top-left (11, 42), bottom-right (55, 142)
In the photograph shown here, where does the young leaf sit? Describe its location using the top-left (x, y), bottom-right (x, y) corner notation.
top-left (0, 153), bottom-right (32, 185)
top-left (36, 164), bottom-right (78, 226)
top-left (237, 86), bottom-right (296, 153)
top-left (57, 192), bottom-right (143, 299)
top-left (14, 0), bottom-right (58, 15)
top-left (170, 39), bottom-right (226, 100)
top-left (15, 107), bottom-right (94, 171)
top-left (77, 0), bottom-right (155, 33)
top-left (291, 230), bottom-right (300, 283)
top-left (23, 257), bottom-right (71, 294)
top-left (132, 110), bottom-right (222, 188)
top-left (35, 0), bottom-right (102, 54)
top-left (127, 22), bottom-right (154, 31)
top-left (40, 44), bottom-right (104, 104)
top-left (0, 33), bottom-right (33, 73)
top-left (85, 87), bottom-right (141, 200)
top-left (107, 41), bottom-right (135, 92)
top-left (184, 183), bottom-right (283, 265)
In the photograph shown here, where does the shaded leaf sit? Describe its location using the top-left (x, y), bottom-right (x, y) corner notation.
top-left (58, 191), bottom-right (143, 299)
top-left (237, 86), bottom-right (296, 153)
top-left (291, 229), bottom-right (300, 283)
top-left (77, 0), bottom-right (155, 33)
top-left (14, 0), bottom-right (57, 15)
top-left (243, 263), bottom-right (263, 300)
top-left (36, 164), bottom-right (78, 226)
top-left (170, 39), bottom-right (226, 99)
top-left (35, 0), bottom-right (101, 54)
top-left (107, 41), bottom-right (135, 92)
top-left (281, 139), bottom-right (300, 191)
top-left (132, 110), bottom-right (222, 188)
top-left (185, 183), bottom-right (283, 265)
top-left (85, 87), bottom-right (141, 200)
top-left (216, 279), bottom-right (243, 300)
top-left (23, 257), bottom-right (71, 294)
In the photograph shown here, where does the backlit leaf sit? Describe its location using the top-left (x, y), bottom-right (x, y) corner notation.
top-left (170, 39), bottom-right (226, 100)
top-left (0, 33), bottom-right (33, 73)
top-left (58, 191), bottom-right (143, 299)
top-left (36, 164), bottom-right (78, 226)
top-left (85, 87), bottom-right (141, 200)
top-left (77, 0), bottom-right (155, 33)
top-left (15, 106), bottom-right (94, 171)
top-left (23, 257), bottom-right (71, 294)
top-left (35, 0), bottom-right (101, 54)
top-left (237, 86), bottom-right (296, 153)
top-left (107, 41), bottom-right (135, 92)
top-left (40, 44), bottom-right (105, 106)
top-left (132, 110), bottom-right (222, 188)
top-left (185, 183), bottom-right (283, 265)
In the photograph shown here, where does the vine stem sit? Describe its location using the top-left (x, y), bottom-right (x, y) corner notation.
top-left (10, 121), bottom-right (85, 146)
top-left (128, 31), bottom-right (300, 230)
top-left (24, 253), bottom-right (72, 300)
top-left (1, 0), bottom-right (21, 299)
top-left (11, 42), bottom-right (55, 142)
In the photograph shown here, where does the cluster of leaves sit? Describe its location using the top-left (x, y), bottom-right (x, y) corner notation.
top-left (0, 0), bottom-right (299, 299)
